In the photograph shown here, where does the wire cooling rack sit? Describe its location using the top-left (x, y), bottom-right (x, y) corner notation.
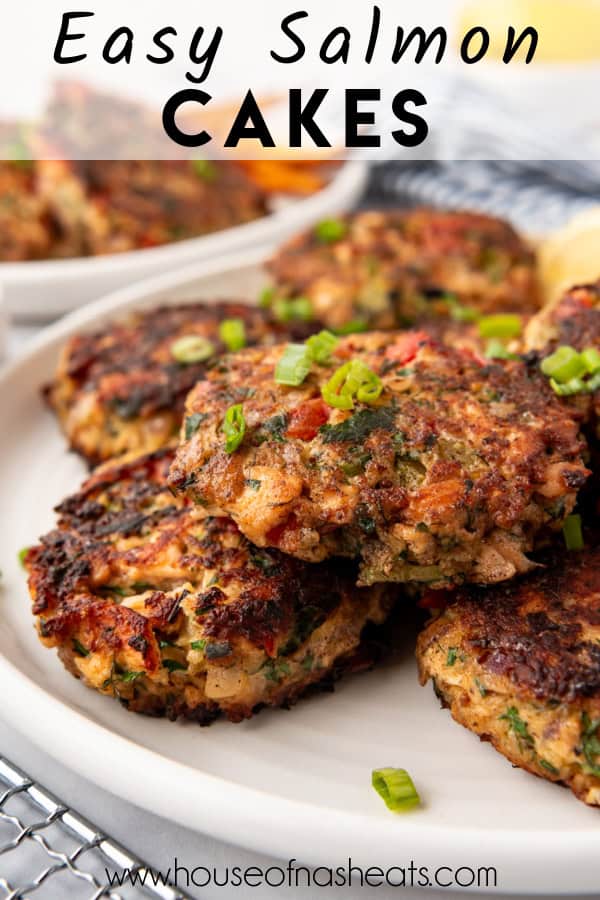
top-left (0, 756), bottom-right (193, 900)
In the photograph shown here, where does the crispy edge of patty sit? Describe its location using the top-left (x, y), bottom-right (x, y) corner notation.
top-left (44, 301), bottom-right (318, 467)
top-left (25, 448), bottom-right (395, 724)
top-left (416, 544), bottom-right (600, 806)
top-left (169, 331), bottom-right (588, 587)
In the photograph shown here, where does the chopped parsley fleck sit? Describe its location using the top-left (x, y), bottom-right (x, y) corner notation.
top-left (191, 640), bottom-right (207, 652)
top-left (474, 678), bottom-right (487, 697)
top-left (162, 659), bottom-right (188, 672)
top-left (72, 639), bottom-right (89, 658)
top-left (446, 648), bottom-right (458, 667)
top-left (581, 713), bottom-right (600, 776)
top-left (245, 478), bottom-right (262, 491)
top-left (500, 706), bottom-right (535, 751)
top-left (539, 759), bottom-right (559, 776)
top-left (185, 412), bottom-right (209, 440)
top-left (250, 550), bottom-right (280, 575)
top-left (262, 658), bottom-right (291, 683)
top-left (119, 670), bottom-right (145, 683)
top-left (320, 406), bottom-right (396, 444)
top-left (255, 412), bottom-right (288, 444)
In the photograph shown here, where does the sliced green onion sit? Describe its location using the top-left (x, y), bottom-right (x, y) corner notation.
top-left (171, 335), bottom-right (215, 364)
top-left (541, 346), bottom-right (586, 384)
top-left (478, 314), bottom-right (522, 340)
top-left (223, 404), bottom-right (246, 453)
top-left (334, 319), bottom-right (369, 335)
top-left (485, 339), bottom-right (518, 360)
top-left (550, 376), bottom-right (587, 396)
top-left (306, 330), bottom-right (338, 364)
top-left (18, 547), bottom-right (30, 568)
top-left (372, 768), bottom-right (420, 813)
top-left (190, 640), bottom-right (206, 651)
top-left (192, 159), bottom-right (217, 181)
top-left (446, 297), bottom-right (479, 323)
top-left (275, 344), bottom-right (312, 386)
top-left (273, 297), bottom-right (314, 323)
top-left (581, 347), bottom-right (600, 374)
top-left (587, 372), bottom-right (600, 392)
top-left (259, 286), bottom-right (275, 308)
top-left (314, 218), bottom-right (347, 243)
top-left (219, 318), bottom-right (246, 352)
top-left (322, 360), bottom-right (382, 410)
top-left (563, 514), bottom-right (584, 551)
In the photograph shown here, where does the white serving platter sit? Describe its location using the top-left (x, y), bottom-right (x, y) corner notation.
top-left (0, 247), bottom-right (598, 896)
top-left (0, 160), bottom-right (367, 320)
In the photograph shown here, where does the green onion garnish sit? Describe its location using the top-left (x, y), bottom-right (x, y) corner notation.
top-left (259, 286), bottom-right (275, 308)
top-left (322, 360), bottom-right (382, 410)
top-left (484, 339), bottom-right (518, 360)
top-left (171, 335), bottom-right (215, 364)
top-left (541, 345), bottom-right (600, 395)
top-left (563, 514), bottom-right (584, 551)
top-left (478, 314), bottom-right (522, 340)
top-left (223, 404), bottom-right (246, 453)
top-left (446, 297), bottom-right (479, 323)
top-left (275, 344), bottom-right (312, 386)
top-left (219, 318), bottom-right (246, 352)
top-left (314, 218), bottom-right (347, 243)
top-left (334, 319), bottom-right (369, 335)
top-left (18, 547), bottom-right (30, 568)
top-left (372, 768), bottom-right (420, 813)
top-left (190, 640), bottom-right (207, 651)
top-left (192, 159), bottom-right (217, 181)
top-left (273, 297), bottom-right (313, 323)
top-left (550, 377), bottom-right (587, 396)
top-left (541, 346), bottom-right (586, 383)
top-left (306, 330), bottom-right (338, 364)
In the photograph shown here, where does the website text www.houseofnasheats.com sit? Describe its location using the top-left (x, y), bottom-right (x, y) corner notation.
top-left (106, 857), bottom-right (498, 891)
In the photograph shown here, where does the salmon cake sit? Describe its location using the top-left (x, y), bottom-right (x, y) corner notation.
top-left (524, 282), bottom-right (600, 443)
top-left (169, 330), bottom-right (587, 587)
top-left (45, 302), bottom-right (317, 467)
top-left (24, 448), bottom-right (395, 725)
top-left (417, 543), bottom-right (600, 807)
top-left (0, 161), bottom-right (55, 261)
top-left (36, 159), bottom-right (266, 257)
top-left (265, 209), bottom-right (541, 331)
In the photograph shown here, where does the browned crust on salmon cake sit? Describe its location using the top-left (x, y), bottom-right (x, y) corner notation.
top-left (169, 330), bottom-right (587, 588)
top-left (417, 543), bottom-right (600, 807)
top-left (266, 208), bottom-right (541, 331)
top-left (25, 448), bottom-right (395, 724)
top-left (44, 302), bottom-right (318, 467)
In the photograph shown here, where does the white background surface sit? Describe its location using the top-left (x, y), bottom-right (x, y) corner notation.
top-left (0, 320), bottom-right (588, 900)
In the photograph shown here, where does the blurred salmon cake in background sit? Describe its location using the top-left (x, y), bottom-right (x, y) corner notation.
top-left (24, 448), bottom-right (396, 724)
top-left (265, 208), bottom-right (541, 331)
top-left (169, 330), bottom-right (587, 588)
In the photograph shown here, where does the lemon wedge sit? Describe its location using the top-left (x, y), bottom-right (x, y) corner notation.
top-left (539, 206), bottom-right (600, 301)
top-left (457, 0), bottom-right (600, 63)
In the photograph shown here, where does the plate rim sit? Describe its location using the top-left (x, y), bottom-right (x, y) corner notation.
top-left (1, 246), bottom-right (599, 894)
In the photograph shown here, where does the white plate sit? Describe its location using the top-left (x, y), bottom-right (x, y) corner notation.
top-left (0, 160), bottom-right (367, 321)
top-left (0, 249), bottom-right (598, 896)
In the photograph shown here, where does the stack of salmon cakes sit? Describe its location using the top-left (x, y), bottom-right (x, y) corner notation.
top-left (27, 208), bottom-right (600, 809)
